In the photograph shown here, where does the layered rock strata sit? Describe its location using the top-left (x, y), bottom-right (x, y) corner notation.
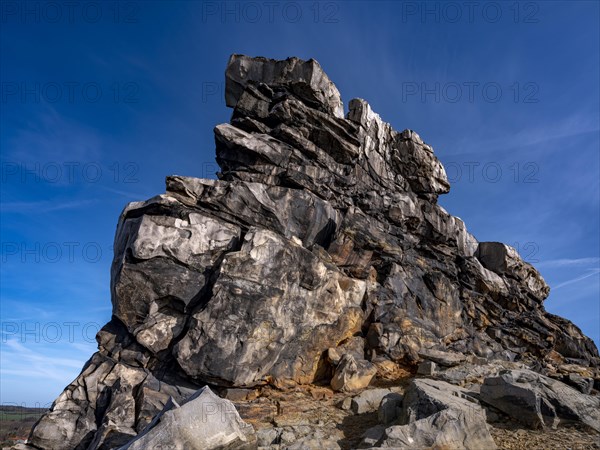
top-left (24, 54), bottom-right (599, 450)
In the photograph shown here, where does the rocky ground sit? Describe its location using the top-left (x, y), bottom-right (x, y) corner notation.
top-left (226, 361), bottom-right (600, 450)
top-left (490, 424), bottom-right (599, 450)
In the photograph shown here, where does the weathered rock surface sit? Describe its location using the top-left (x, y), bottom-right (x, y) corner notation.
top-left (373, 407), bottom-right (497, 449)
top-left (225, 54), bottom-right (344, 118)
top-left (480, 369), bottom-right (600, 431)
top-left (360, 378), bottom-right (496, 449)
top-left (399, 378), bottom-right (484, 424)
top-left (118, 386), bottom-right (256, 450)
top-left (377, 392), bottom-right (403, 425)
top-left (351, 388), bottom-right (400, 415)
top-left (330, 354), bottom-right (377, 392)
top-left (175, 227), bottom-right (365, 388)
top-left (23, 54), bottom-right (600, 449)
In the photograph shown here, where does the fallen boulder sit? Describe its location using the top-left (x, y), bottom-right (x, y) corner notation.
top-left (374, 407), bottom-right (497, 449)
top-left (330, 354), bottom-right (377, 392)
top-left (400, 378), bottom-right (483, 424)
top-left (351, 388), bottom-right (396, 414)
top-left (480, 369), bottom-right (600, 431)
top-left (118, 386), bottom-right (256, 450)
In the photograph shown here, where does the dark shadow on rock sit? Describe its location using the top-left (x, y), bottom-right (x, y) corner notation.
top-left (336, 411), bottom-right (379, 450)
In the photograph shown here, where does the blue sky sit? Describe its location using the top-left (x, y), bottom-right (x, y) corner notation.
top-left (1, 1), bottom-right (598, 405)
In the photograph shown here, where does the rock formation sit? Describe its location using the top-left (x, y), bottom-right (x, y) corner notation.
top-left (20, 55), bottom-right (599, 450)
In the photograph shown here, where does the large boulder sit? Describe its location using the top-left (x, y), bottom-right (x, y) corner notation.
top-left (361, 378), bottom-right (497, 449)
top-left (399, 378), bottom-right (484, 424)
top-left (175, 227), bottom-right (366, 387)
top-left (351, 388), bottom-right (399, 415)
top-left (374, 407), bottom-right (497, 449)
top-left (119, 386), bottom-right (256, 450)
top-left (480, 369), bottom-right (600, 431)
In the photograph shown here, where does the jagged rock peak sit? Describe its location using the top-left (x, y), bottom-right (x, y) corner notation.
top-left (219, 54), bottom-right (450, 205)
top-left (225, 54), bottom-right (344, 118)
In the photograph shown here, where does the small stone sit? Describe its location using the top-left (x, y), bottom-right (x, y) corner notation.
top-left (223, 388), bottom-right (259, 402)
top-left (417, 361), bottom-right (436, 375)
top-left (256, 428), bottom-right (279, 447)
top-left (327, 347), bottom-right (342, 365)
top-left (340, 397), bottom-right (353, 411)
top-left (330, 354), bottom-right (377, 392)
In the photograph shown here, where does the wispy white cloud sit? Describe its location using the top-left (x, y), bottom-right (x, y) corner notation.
top-left (538, 257), bottom-right (600, 268)
top-left (6, 103), bottom-right (103, 164)
top-left (0, 199), bottom-right (96, 214)
top-left (0, 339), bottom-right (86, 383)
top-left (444, 113), bottom-right (599, 157)
top-left (0, 300), bottom-right (56, 321)
top-left (93, 184), bottom-right (153, 200)
top-left (552, 269), bottom-right (600, 290)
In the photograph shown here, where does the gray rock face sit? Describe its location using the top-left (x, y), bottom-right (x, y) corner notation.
top-left (416, 361), bottom-right (436, 376)
top-left (25, 329), bottom-right (199, 450)
top-left (375, 407), bottom-right (497, 449)
top-left (562, 373), bottom-right (594, 394)
top-left (377, 393), bottom-right (403, 425)
top-left (175, 227), bottom-right (366, 387)
top-left (118, 386), bottom-right (256, 450)
top-left (399, 378), bottom-right (483, 424)
top-left (475, 242), bottom-right (549, 302)
top-left (351, 388), bottom-right (400, 415)
top-left (418, 349), bottom-right (466, 367)
top-left (362, 378), bottom-right (497, 449)
top-left (330, 354), bottom-right (377, 392)
top-left (480, 369), bottom-right (600, 431)
top-left (25, 54), bottom-right (599, 449)
top-left (225, 54), bottom-right (344, 118)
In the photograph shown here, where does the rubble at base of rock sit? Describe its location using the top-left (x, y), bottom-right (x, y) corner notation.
top-left (18, 54), bottom-right (600, 450)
